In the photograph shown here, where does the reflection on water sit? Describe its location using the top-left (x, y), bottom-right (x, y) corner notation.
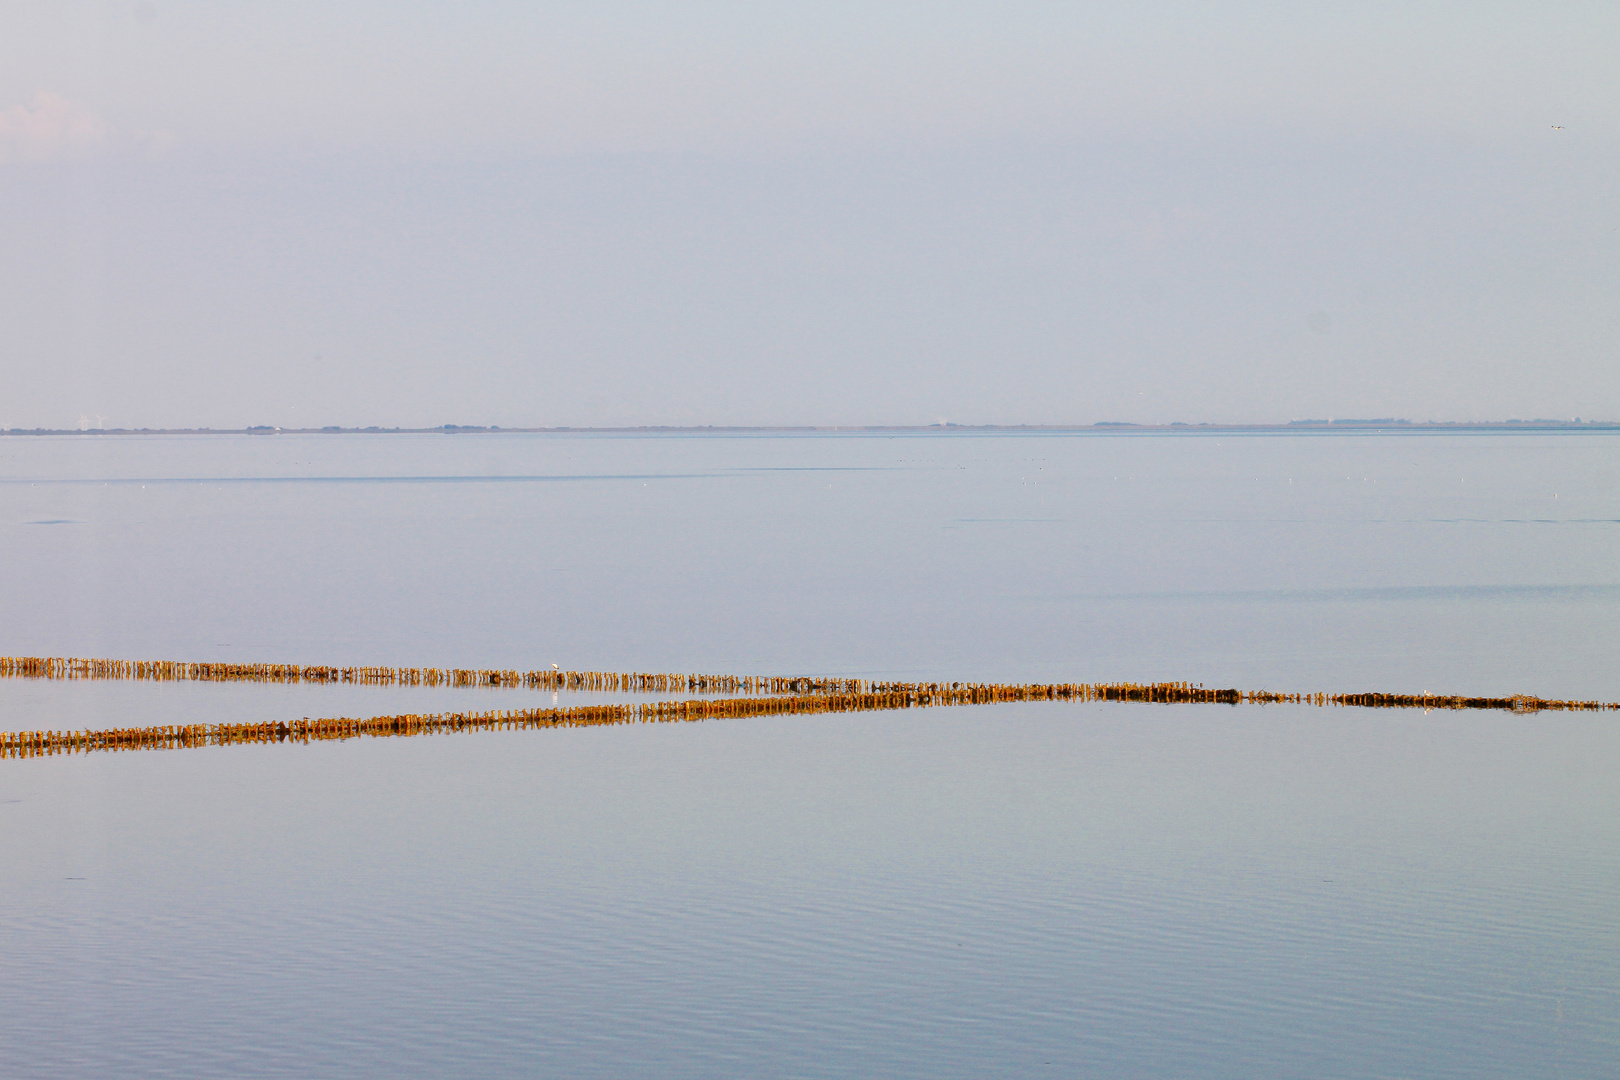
top-left (1, 700), bottom-right (1616, 1079)
top-left (1, 432), bottom-right (1617, 1077)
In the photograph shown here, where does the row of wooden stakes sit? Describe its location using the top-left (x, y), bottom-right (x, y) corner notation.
top-left (2, 678), bottom-right (1615, 760)
top-left (0, 655), bottom-right (859, 695)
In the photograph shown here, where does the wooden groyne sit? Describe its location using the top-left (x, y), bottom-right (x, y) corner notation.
top-left (7, 654), bottom-right (1608, 715)
top-left (0, 656), bottom-right (861, 696)
top-left (2, 681), bottom-right (1614, 761)
top-left (863, 681), bottom-right (1616, 713)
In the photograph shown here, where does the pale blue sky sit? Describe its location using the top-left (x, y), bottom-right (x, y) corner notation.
top-left (1, 1), bottom-right (1615, 427)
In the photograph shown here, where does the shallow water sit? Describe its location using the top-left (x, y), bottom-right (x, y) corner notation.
top-left (2, 430), bottom-right (1616, 696)
top-left (2, 431), bottom-right (1617, 1077)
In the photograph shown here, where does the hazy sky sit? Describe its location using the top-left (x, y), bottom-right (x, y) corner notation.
top-left (1, 1), bottom-right (1615, 428)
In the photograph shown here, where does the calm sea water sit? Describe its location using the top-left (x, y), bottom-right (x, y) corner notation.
top-left (2, 431), bottom-right (1617, 1078)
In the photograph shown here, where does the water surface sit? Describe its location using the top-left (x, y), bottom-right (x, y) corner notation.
top-left (1, 431), bottom-right (1616, 1077)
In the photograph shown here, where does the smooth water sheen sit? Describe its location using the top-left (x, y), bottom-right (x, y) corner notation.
top-left (2, 431), bottom-right (1617, 1078)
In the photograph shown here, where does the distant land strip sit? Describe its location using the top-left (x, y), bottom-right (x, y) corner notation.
top-left (2, 656), bottom-right (1614, 761)
top-left (1, 421), bottom-right (1617, 436)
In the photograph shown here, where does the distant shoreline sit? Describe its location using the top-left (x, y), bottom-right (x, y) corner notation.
top-left (2, 421), bottom-right (1616, 437)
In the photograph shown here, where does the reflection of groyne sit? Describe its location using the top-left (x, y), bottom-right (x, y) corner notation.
top-left (2, 681), bottom-right (1615, 761)
top-left (0, 656), bottom-right (859, 695)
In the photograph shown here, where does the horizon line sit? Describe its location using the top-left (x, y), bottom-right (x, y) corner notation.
top-left (2, 419), bottom-right (1617, 437)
